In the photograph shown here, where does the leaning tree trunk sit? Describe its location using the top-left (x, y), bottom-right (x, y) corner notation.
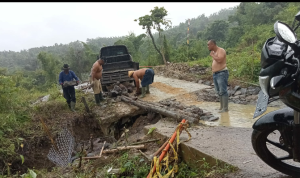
top-left (161, 49), bottom-right (167, 65)
top-left (147, 28), bottom-right (166, 65)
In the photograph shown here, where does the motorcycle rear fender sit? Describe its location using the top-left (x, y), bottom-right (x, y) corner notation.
top-left (253, 107), bottom-right (294, 131)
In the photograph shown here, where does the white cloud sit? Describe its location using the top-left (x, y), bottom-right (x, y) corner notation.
top-left (0, 2), bottom-right (240, 52)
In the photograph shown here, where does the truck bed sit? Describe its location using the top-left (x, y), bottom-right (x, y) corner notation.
top-left (101, 61), bottom-right (139, 86)
top-left (102, 54), bottom-right (131, 64)
top-left (102, 60), bottom-right (138, 72)
top-left (99, 45), bottom-right (139, 87)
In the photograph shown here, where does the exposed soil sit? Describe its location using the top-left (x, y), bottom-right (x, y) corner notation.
top-left (10, 95), bottom-right (164, 176)
top-left (13, 110), bottom-right (104, 174)
top-left (151, 82), bottom-right (186, 94)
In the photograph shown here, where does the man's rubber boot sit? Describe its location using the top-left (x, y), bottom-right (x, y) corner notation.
top-left (94, 94), bottom-right (101, 106)
top-left (140, 87), bottom-right (146, 98)
top-left (67, 102), bottom-right (71, 110)
top-left (219, 95), bottom-right (229, 113)
top-left (146, 85), bottom-right (150, 94)
top-left (70, 101), bottom-right (76, 112)
top-left (218, 96), bottom-right (223, 110)
top-left (99, 92), bottom-right (106, 101)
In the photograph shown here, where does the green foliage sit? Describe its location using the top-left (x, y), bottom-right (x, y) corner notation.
top-left (0, 68), bottom-right (59, 168)
top-left (0, 75), bottom-right (19, 113)
top-left (0, 67), bottom-right (7, 75)
top-left (147, 127), bottom-right (156, 135)
top-left (229, 2), bottom-right (287, 26)
top-left (225, 26), bottom-right (244, 48)
top-left (203, 20), bottom-right (229, 42)
top-left (273, 2), bottom-right (300, 26)
top-left (101, 152), bottom-right (150, 178)
top-left (20, 155), bottom-right (25, 164)
top-left (37, 52), bottom-right (62, 87)
top-left (21, 169), bottom-right (37, 178)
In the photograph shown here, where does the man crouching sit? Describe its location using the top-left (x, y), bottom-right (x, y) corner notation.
top-left (128, 68), bottom-right (155, 98)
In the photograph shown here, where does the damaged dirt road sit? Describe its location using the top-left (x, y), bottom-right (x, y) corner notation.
top-left (139, 75), bottom-right (291, 178)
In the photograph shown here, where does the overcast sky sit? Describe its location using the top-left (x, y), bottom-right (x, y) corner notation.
top-left (0, 2), bottom-right (240, 52)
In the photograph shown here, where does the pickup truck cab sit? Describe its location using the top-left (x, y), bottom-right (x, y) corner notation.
top-left (100, 45), bottom-right (139, 90)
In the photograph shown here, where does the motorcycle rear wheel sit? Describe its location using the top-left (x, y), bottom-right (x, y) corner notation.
top-left (252, 127), bottom-right (300, 177)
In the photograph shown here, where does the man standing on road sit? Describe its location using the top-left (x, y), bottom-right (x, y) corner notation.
top-left (128, 68), bottom-right (155, 98)
top-left (89, 57), bottom-right (106, 106)
top-left (59, 64), bottom-right (80, 112)
top-left (207, 39), bottom-right (229, 113)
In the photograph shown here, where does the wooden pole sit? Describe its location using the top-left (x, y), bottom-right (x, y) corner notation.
top-left (99, 141), bottom-right (106, 157)
top-left (81, 96), bottom-right (90, 113)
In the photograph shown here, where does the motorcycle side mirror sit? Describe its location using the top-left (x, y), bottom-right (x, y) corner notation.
top-left (274, 21), bottom-right (297, 44)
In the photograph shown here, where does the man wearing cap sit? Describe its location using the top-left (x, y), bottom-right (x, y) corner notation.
top-left (89, 58), bottom-right (106, 105)
top-left (58, 64), bottom-right (80, 112)
top-left (128, 68), bottom-right (155, 98)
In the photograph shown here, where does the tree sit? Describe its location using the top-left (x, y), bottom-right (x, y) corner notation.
top-left (65, 46), bottom-right (88, 80)
top-left (37, 52), bottom-right (62, 87)
top-left (203, 20), bottom-right (229, 42)
top-left (162, 35), bottom-right (171, 62)
top-left (225, 26), bottom-right (244, 48)
top-left (134, 6), bottom-right (172, 65)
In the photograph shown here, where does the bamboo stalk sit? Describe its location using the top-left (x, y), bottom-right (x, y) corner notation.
top-left (81, 145), bottom-right (146, 159)
top-left (99, 141), bottom-right (106, 157)
top-left (130, 139), bottom-right (161, 146)
top-left (102, 145), bottom-right (145, 154)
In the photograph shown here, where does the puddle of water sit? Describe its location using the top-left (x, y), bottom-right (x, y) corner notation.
top-left (196, 101), bottom-right (280, 128)
top-left (140, 76), bottom-right (210, 102)
top-left (173, 92), bottom-right (281, 128)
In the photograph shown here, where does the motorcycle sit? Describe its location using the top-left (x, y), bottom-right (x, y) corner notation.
top-left (252, 10), bottom-right (300, 177)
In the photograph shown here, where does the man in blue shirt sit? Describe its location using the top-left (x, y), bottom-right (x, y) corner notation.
top-left (58, 64), bottom-right (80, 112)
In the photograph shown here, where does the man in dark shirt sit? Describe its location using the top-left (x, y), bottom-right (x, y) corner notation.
top-left (58, 64), bottom-right (80, 112)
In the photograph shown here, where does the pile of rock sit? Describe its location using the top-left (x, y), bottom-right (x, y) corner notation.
top-left (195, 86), bottom-right (260, 105)
top-left (153, 63), bottom-right (199, 81)
top-left (195, 88), bottom-right (219, 102)
top-left (228, 86), bottom-right (260, 105)
top-left (107, 82), bottom-right (133, 97)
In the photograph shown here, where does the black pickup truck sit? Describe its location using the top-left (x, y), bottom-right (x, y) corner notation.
top-left (99, 45), bottom-right (139, 90)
